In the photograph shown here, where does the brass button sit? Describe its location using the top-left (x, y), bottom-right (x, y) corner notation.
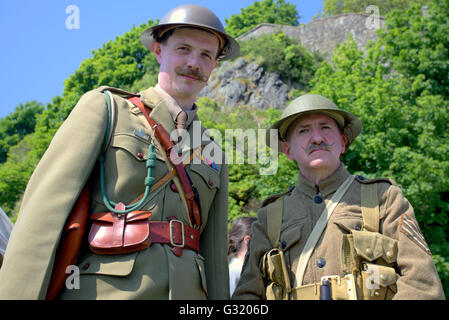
top-left (365, 248), bottom-right (373, 256)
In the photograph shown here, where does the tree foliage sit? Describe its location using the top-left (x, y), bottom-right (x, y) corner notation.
top-left (0, 101), bottom-right (44, 163)
top-left (225, 0), bottom-right (300, 38)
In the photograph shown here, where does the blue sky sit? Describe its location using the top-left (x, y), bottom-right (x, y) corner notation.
top-left (0, 0), bottom-right (324, 119)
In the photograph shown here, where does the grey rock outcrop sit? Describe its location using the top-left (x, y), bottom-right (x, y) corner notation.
top-left (199, 57), bottom-right (289, 110)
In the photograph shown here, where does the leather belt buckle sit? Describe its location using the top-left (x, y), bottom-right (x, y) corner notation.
top-left (169, 219), bottom-right (185, 248)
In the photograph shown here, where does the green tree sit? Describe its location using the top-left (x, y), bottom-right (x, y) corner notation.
top-left (0, 101), bottom-right (44, 163)
top-left (225, 0), bottom-right (300, 38)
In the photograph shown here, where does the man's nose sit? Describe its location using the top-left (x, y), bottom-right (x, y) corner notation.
top-left (187, 53), bottom-right (200, 70)
top-left (310, 127), bottom-right (326, 145)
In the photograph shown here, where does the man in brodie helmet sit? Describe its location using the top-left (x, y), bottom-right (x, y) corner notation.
top-left (232, 94), bottom-right (445, 300)
top-left (0, 4), bottom-right (239, 299)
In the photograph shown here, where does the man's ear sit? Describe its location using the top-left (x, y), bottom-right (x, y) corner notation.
top-left (150, 41), bottom-right (162, 64)
top-left (282, 141), bottom-right (294, 160)
top-left (341, 133), bottom-right (348, 154)
top-left (212, 59), bottom-right (219, 69)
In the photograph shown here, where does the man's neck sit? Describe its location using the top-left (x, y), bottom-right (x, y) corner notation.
top-left (302, 162), bottom-right (342, 186)
top-left (156, 83), bottom-right (195, 110)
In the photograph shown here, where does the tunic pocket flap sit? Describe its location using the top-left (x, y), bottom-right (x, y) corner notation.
top-left (352, 230), bottom-right (398, 263)
top-left (190, 165), bottom-right (220, 190)
top-left (279, 223), bottom-right (303, 251)
top-left (111, 134), bottom-right (164, 161)
top-left (78, 252), bottom-right (138, 277)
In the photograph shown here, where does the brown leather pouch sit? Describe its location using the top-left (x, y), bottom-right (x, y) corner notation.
top-left (88, 211), bottom-right (152, 255)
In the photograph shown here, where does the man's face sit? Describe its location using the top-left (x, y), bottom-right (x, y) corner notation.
top-left (282, 113), bottom-right (347, 180)
top-left (151, 27), bottom-right (219, 105)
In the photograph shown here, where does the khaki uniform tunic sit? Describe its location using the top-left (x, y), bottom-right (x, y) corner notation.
top-left (0, 86), bottom-right (229, 300)
top-left (233, 165), bottom-right (445, 299)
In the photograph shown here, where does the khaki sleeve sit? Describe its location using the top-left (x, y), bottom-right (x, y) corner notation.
top-left (200, 162), bottom-right (230, 300)
top-left (232, 206), bottom-right (271, 300)
top-left (380, 184), bottom-right (445, 299)
top-left (0, 90), bottom-right (108, 299)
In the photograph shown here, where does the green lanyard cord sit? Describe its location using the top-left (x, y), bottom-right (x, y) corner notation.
top-left (99, 144), bottom-right (156, 215)
top-left (99, 91), bottom-right (156, 215)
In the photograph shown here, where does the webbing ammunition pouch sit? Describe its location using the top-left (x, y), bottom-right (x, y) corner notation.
top-left (262, 248), bottom-right (291, 300)
top-left (341, 230), bottom-right (399, 299)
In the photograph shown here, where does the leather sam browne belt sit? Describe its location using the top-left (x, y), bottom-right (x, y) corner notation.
top-left (150, 217), bottom-right (200, 257)
top-left (88, 213), bottom-right (199, 257)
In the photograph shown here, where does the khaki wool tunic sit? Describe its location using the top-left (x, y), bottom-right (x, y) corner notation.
top-left (232, 165), bottom-right (445, 300)
top-left (0, 86), bottom-right (229, 300)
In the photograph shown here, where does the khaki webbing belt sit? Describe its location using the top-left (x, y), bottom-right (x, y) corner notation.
top-left (291, 274), bottom-right (357, 300)
top-left (361, 183), bottom-right (379, 232)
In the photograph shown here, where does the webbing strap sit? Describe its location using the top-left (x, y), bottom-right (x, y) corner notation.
top-left (293, 175), bottom-right (355, 287)
top-left (361, 183), bottom-right (380, 232)
top-left (266, 198), bottom-right (284, 249)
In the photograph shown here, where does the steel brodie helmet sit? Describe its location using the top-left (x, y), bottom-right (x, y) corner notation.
top-left (140, 4), bottom-right (240, 60)
top-left (269, 94), bottom-right (362, 151)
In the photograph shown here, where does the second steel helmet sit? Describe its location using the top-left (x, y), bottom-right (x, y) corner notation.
top-left (269, 94), bottom-right (362, 151)
top-left (140, 4), bottom-right (240, 60)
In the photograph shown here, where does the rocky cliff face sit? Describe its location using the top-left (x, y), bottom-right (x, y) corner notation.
top-left (199, 57), bottom-right (289, 110)
top-left (200, 13), bottom-right (385, 110)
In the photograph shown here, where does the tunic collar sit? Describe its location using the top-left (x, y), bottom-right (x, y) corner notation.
top-left (296, 164), bottom-right (351, 198)
top-left (138, 86), bottom-right (206, 153)
top-left (153, 84), bottom-right (198, 130)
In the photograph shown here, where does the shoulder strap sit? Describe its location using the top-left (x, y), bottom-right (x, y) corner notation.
top-left (361, 183), bottom-right (380, 232)
top-left (266, 197), bottom-right (284, 249)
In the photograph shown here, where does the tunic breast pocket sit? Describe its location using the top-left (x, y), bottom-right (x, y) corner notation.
top-left (279, 222), bottom-right (304, 267)
top-left (188, 164), bottom-right (220, 216)
top-left (333, 216), bottom-right (364, 233)
top-left (98, 134), bottom-right (166, 205)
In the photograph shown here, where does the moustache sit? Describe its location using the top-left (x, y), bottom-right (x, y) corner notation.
top-left (304, 142), bottom-right (334, 154)
top-left (175, 67), bottom-right (208, 83)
